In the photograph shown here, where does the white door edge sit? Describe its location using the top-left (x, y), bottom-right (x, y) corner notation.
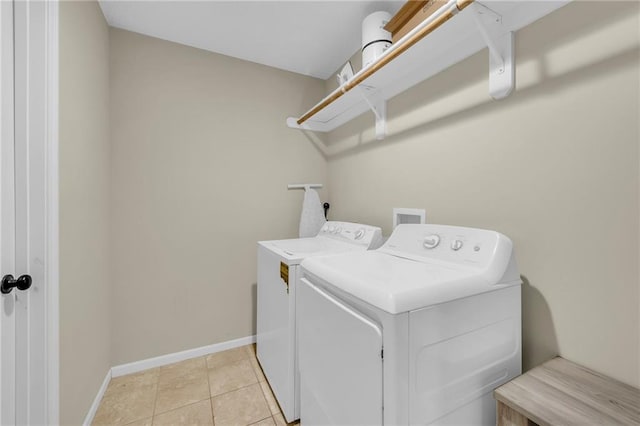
top-left (45, 1), bottom-right (60, 424)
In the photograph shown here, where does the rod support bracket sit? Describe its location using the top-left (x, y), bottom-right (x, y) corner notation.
top-left (357, 85), bottom-right (387, 140)
top-left (487, 31), bottom-right (514, 99)
top-left (471, 2), bottom-right (514, 99)
top-left (373, 99), bottom-right (387, 140)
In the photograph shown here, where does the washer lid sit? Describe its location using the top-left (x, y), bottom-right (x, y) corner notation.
top-left (273, 237), bottom-right (360, 255)
top-left (258, 221), bottom-right (383, 263)
top-left (301, 224), bottom-right (520, 314)
top-left (259, 236), bottom-right (367, 264)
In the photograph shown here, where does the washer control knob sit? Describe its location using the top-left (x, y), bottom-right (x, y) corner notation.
top-left (355, 229), bottom-right (365, 240)
top-left (335, 227), bottom-right (342, 234)
top-left (322, 225), bottom-right (329, 232)
top-left (423, 234), bottom-right (440, 249)
top-left (328, 225), bottom-right (335, 233)
top-left (451, 239), bottom-right (463, 251)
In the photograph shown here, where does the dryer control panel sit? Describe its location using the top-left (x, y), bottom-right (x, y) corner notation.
top-left (381, 224), bottom-right (514, 272)
top-left (319, 221), bottom-right (383, 249)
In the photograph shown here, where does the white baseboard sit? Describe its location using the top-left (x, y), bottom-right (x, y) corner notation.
top-left (111, 335), bottom-right (256, 378)
top-left (83, 368), bottom-right (112, 426)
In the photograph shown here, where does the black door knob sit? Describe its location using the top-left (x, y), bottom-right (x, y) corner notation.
top-left (1, 274), bottom-right (32, 294)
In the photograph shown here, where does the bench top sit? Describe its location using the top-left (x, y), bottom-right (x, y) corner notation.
top-left (494, 357), bottom-right (640, 425)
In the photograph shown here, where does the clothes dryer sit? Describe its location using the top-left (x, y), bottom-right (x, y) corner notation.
top-left (298, 224), bottom-right (521, 425)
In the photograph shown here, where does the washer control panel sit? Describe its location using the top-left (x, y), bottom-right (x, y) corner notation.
top-left (382, 224), bottom-right (513, 268)
top-left (319, 221), bottom-right (383, 249)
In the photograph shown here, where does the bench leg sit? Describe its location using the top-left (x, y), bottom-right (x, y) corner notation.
top-left (497, 401), bottom-right (536, 426)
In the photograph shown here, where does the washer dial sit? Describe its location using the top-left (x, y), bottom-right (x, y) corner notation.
top-left (423, 234), bottom-right (440, 249)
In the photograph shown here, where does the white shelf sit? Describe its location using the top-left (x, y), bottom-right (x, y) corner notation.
top-left (287, 0), bottom-right (570, 138)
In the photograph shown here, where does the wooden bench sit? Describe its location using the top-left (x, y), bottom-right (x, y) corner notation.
top-left (494, 357), bottom-right (640, 426)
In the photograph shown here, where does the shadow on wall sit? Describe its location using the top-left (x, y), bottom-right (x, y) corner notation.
top-left (291, 78), bottom-right (330, 158)
top-left (326, 1), bottom-right (639, 158)
top-left (521, 275), bottom-right (559, 372)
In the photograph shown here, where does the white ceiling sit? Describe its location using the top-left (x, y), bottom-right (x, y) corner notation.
top-left (99, 1), bottom-right (404, 80)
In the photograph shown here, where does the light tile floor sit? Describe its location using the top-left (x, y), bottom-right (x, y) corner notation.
top-left (93, 344), bottom-right (298, 426)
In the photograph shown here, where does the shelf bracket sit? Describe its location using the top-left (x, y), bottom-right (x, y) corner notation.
top-left (472, 2), bottom-right (514, 100)
top-left (357, 85), bottom-right (387, 140)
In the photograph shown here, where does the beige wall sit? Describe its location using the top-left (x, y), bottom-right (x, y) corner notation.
top-left (59, 1), bottom-right (112, 424)
top-left (58, 3), bottom-right (639, 422)
top-left (109, 29), bottom-right (326, 364)
top-left (326, 1), bottom-right (640, 387)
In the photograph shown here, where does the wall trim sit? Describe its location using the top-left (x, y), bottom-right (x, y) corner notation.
top-left (111, 335), bottom-right (256, 377)
top-left (82, 369), bottom-right (111, 426)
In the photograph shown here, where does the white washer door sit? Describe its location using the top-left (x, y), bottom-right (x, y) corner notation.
top-left (298, 277), bottom-right (383, 426)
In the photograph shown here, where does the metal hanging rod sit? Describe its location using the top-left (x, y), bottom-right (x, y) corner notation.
top-left (296, 0), bottom-right (475, 126)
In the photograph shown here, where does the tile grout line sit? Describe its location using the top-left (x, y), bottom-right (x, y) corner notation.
top-left (153, 357), bottom-right (212, 418)
top-left (153, 399), bottom-right (213, 424)
top-left (207, 348), bottom-right (261, 400)
top-left (205, 354), bottom-right (216, 425)
top-left (96, 369), bottom-right (160, 426)
top-left (207, 346), bottom-right (260, 424)
top-left (150, 368), bottom-right (160, 425)
top-left (252, 359), bottom-right (273, 426)
top-left (154, 396), bottom-right (211, 416)
top-left (210, 378), bottom-right (261, 398)
top-left (248, 345), bottom-right (278, 425)
top-left (107, 345), bottom-right (276, 426)
top-left (211, 345), bottom-right (273, 426)
top-left (253, 415), bottom-right (274, 426)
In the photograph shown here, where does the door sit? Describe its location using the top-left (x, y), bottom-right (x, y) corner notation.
top-left (1, 1), bottom-right (51, 424)
top-left (297, 277), bottom-right (383, 426)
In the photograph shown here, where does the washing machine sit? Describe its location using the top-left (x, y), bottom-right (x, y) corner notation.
top-left (256, 221), bottom-right (382, 422)
top-left (298, 224), bottom-right (521, 425)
